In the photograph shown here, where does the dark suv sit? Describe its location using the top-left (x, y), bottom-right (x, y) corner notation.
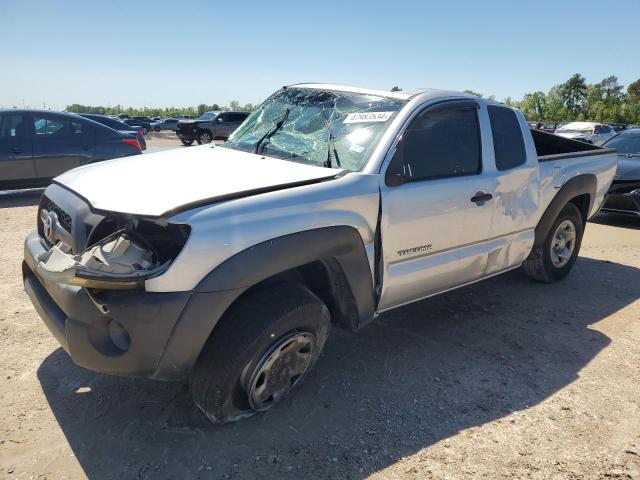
top-left (176, 111), bottom-right (250, 146)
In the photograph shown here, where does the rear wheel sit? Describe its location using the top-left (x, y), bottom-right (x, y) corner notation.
top-left (197, 131), bottom-right (213, 144)
top-left (190, 283), bottom-right (330, 423)
top-left (522, 203), bottom-right (584, 282)
top-left (140, 127), bottom-right (149, 135)
top-left (180, 138), bottom-right (194, 146)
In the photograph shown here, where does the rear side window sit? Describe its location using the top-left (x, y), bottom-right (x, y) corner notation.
top-left (231, 113), bottom-right (248, 122)
top-left (488, 106), bottom-right (526, 170)
top-left (33, 116), bottom-right (71, 137)
top-left (398, 107), bottom-right (482, 182)
top-left (0, 115), bottom-right (26, 139)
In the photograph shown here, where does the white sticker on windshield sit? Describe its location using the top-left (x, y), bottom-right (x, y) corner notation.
top-left (344, 112), bottom-right (394, 124)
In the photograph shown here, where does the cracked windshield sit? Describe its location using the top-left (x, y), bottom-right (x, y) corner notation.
top-left (223, 87), bottom-right (406, 171)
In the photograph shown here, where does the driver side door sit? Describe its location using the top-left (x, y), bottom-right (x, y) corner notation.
top-left (377, 100), bottom-right (495, 311)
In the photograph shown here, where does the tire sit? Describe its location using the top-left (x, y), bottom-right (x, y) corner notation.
top-left (522, 202), bottom-right (584, 283)
top-left (154, 126), bottom-right (161, 132)
top-left (197, 131), bottom-right (213, 145)
top-left (140, 127), bottom-right (149, 135)
top-left (190, 283), bottom-right (330, 424)
top-left (180, 138), bottom-right (194, 146)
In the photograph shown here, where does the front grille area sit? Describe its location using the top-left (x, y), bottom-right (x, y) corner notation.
top-left (604, 193), bottom-right (640, 213)
top-left (42, 195), bottom-right (73, 232)
top-left (610, 181), bottom-right (640, 194)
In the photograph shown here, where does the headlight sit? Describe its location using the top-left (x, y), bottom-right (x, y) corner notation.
top-left (38, 219), bottom-right (190, 290)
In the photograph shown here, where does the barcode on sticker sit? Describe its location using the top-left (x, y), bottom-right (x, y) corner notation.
top-left (344, 112), bottom-right (393, 124)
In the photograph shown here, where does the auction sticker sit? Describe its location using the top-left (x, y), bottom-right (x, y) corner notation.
top-left (344, 112), bottom-right (394, 124)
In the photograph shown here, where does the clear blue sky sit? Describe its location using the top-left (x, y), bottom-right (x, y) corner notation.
top-left (1, 0), bottom-right (638, 110)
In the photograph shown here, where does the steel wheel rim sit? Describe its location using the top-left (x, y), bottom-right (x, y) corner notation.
top-left (550, 219), bottom-right (576, 268)
top-left (200, 133), bottom-right (211, 143)
top-left (247, 331), bottom-right (316, 411)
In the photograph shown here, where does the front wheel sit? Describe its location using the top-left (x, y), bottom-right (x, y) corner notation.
top-left (154, 126), bottom-right (161, 132)
top-left (180, 137), bottom-right (194, 146)
top-left (189, 284), bottom-right (330, 423)
top-left (522, 202), bottom-right (584, 282)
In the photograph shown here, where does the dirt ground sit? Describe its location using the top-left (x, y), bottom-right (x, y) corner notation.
top-left (1, 182), bottom-right (639, 479)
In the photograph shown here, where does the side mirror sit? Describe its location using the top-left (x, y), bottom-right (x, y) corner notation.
top-left (217, 117), bottom-right (224, 123)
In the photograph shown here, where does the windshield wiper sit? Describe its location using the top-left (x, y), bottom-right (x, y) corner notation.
top-left (323, 116), bottom-right (341, 169)
top-left (254, 108), bottom-right (290, 155)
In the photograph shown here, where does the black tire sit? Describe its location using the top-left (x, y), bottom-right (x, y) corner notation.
top-left (180, 138), bottom-right (194, 146)
top-left (140, 127), bottom-right (149, 135)
top-left (522, 202), bottom-right (584, 283)
top-left (154, 126), bottom-right (161, 132)
top-left (190, 283), bottom-right (330, 424)
top-left (197, 131), bottom-right (213, 145)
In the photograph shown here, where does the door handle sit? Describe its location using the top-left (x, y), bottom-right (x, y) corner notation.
top-left (470, 192), bottom-right (493, 204)
top-left (12, 147), bottom-right (22, 154)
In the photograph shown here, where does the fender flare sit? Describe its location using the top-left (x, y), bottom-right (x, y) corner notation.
top-left (153, 226), bottom-right (375, 379)
top-left (534, 174), bottom-right (596, 246)
top-left (195, 226), bottom-right (375, 320)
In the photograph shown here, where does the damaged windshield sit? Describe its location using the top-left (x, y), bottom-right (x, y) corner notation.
top-left (223, 87), bottom-right (406, 171)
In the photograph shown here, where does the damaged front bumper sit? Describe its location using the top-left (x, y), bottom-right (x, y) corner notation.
top-left (23, 230), bottom-right (191, 378)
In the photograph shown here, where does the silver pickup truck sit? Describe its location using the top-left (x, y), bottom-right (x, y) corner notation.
top-left (23, 83), bottom-right (616, 423)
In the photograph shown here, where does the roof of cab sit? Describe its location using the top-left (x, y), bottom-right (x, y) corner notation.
top-left (287, 83), bottom-right (486, 105)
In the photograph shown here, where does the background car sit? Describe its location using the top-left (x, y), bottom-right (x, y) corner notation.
top-left (78, 113), bottom-right (147, 150)
top-left (123, 116), bottom-right (152, 134)
top-left (0, 109), bottom-right (141, 189)
top-left (176, 111), bottom-right (250, 145)
top-left (554, 121), bottom-right (616, 145)
top-left (151, 118), bottom-right (179, 132)
top-left (601, 128), bottom-right (640, 216)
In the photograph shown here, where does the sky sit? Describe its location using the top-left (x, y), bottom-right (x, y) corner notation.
top-left (0, 0), bottom-right (638, 110)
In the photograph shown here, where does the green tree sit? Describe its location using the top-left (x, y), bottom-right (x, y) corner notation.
top-left (558, 74), bottom-right (587, 118)
top-left (390, 86), bottom-right (402, 92)
top-left (463, 89), bottom-right (482, 97)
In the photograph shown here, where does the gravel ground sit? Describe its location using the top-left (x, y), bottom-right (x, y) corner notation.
top-left (0, 187), bottom-right (639, 479)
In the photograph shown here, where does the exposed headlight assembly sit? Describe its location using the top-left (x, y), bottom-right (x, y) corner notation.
top-left (37, 220), bottom-right (190, 290)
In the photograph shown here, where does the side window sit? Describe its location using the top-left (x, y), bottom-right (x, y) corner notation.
top-left (397, 107), bottom-right (481, 182)
top-left (217, 113), bottom-right (229, 122)
top-left (0, 115), bottom-right (26, 139)
top-left (33, 116), bottom-right (71, 137)
top-left (72, 121), bottom-right (88, 136)
top-left (594, 125), bottom-right (603, 134)
top-left (487, 106), bottom-right (526, 170)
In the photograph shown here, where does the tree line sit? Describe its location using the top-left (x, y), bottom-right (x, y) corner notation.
top-left (486, 74), bottom-right (638, 125)
top-left (395, 75), bottom-right (640, 125)
top-left (65, 100), bottom-right (256, 117)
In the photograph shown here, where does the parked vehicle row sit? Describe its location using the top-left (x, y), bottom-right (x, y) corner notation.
top-left (0, 109), bottom-right (141, 189)
top-left (21, 83), bottom-right (617, 424)
top-left (176, 111), bottom-right (250, 145)
top-left (78, 114), bottom-right (147, 150)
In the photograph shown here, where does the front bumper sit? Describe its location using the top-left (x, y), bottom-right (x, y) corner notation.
top-left (601, 185), bottom-right (640, 216)
top-left (24, 231), bottom-right (190, 378)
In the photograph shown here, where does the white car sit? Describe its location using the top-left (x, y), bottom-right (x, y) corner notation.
top-left (23, 84), bottom-right (617, 423)
top-left (555, 121), bottom-right (616, 145)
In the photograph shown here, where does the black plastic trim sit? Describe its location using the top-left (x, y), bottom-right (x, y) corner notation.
top-left (533, 174), bottom-right (597, 246)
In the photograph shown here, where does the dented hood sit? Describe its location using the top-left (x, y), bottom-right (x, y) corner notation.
top-left (54, 145), bottom-right (339, 217)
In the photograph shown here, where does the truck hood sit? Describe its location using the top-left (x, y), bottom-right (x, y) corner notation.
top-left (54, 145), bottom-right (340, 217)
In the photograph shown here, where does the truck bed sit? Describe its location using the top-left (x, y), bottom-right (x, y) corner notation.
top-left (531, 128), bottom-right (616, 161)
